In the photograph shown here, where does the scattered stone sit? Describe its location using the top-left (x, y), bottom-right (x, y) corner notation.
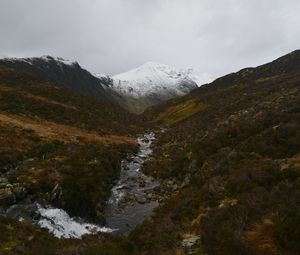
top-left (88, 159), bottom-right (100, 165)
top-left (0, 177), bottom-right (9, 189)
top-left (167, 180), bottom-right (174, 186)
top-left (182, 235), bottom-right (202, 255)
top-left (218, 198), bottom-right (238, 208)
top-left (147, 193), bottom-right (153, 199)
top-left (142, 138), bottom-right (150, 143)
top-left (136, 196), bottom-right (147, 204)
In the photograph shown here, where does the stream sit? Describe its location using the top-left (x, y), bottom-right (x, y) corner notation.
top-left (104, 132), bottom-right (159, 234)
top-left (0, 132), bottom-right (160, 238)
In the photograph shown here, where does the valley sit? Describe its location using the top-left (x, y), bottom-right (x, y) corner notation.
top-left (0, 50), bottom-right (300, 255)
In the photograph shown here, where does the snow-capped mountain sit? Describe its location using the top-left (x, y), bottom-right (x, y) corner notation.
top-left (2, 56), bottom-right (78, 68)
top-left (111, 62), bottom-right (212, 98)
top-left (0, 56), bottom-right (212, 114)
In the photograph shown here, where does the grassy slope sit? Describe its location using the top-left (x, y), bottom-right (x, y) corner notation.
top-left (0, 66), bottom-right (143, 231)
top-left (133, 51), bottom-right (300, 255)
top-left (0, 66), bottom-right (148, 255)
top-left (1, 50), bottom-right (300, 255)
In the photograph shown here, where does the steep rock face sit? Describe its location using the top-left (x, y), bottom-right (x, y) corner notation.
top-left (0, 56), bottom-right (112, 100)
top-left (109, 62), bottom-right (212, 113)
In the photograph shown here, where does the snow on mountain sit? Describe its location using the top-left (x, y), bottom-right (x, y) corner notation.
top-left (111, 62), bottom-right (212, 98)
top-left (2, 55), bottom-right (78, 67)
top-left (0, 56), bottom-right (115, 101)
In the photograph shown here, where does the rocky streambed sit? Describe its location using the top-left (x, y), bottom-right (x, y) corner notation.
top-left (104, 132), bottom-right (160, 234)
top-left (0, 132), bottom-right (161, 238)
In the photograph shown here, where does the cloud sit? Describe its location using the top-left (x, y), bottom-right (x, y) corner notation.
top-left (0, 0), bottom-right (300, 78)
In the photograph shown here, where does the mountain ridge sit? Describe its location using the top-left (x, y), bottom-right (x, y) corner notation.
top-left (137, 49), bottom-right (300, 255)
top-left (111, 61), bottom-right (212, 97)
top-left (0, 55), bottom-right (113, 101)
top-left (109, 61), bottom-right (212, 113)
top-left (0, 56), bottom-right (208, 114)
top-left (0, 49), bottom-right (300, 255)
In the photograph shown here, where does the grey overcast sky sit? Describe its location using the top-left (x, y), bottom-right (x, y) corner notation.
top-left (0, 0), bottom-right (300, 78)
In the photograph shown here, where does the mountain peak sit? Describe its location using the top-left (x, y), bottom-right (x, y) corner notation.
top-left (109, 62), bottom-right (212, 113)
top-left (140, 61), bottom-right (163, 67)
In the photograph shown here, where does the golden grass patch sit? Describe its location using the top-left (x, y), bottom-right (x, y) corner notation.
top-left (0, 112), bottom-right (136, 145)
top-left (155, 100), bottom-right (208, 125)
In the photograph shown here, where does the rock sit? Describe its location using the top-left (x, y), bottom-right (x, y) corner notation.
top-left (6, 203), bottom-right (39, 221)
top-left (138, 179), bottom-right (146, 187)
top-left (147, 193), bottom-right (153, 199)
top-left (12, 184), bottom-right (27, 200)
top-left (0, 188), bottom-right (16, 205)
top-left (88, 159), bottom-right (100, 166)
top-left (50, 184), bottom-right (62, 202)
top-left (172, 184), bottom-right (179, 191)
top-left (0, 177), bottom-right (9, 189)
top-left (153, 185), bottom-right (160, 192)
top-left (182, 235), bottom-right (202, 255)
top-left (218, 198), bottom-right (238, 208)
top-left (180, 179), bottom-right (189, 189)
top-left (136, 196), bottom-right (147, 204)
top-left (142, 138), bottom-right (150, 143)
top-left (167, 180), bottom-right (174, 186)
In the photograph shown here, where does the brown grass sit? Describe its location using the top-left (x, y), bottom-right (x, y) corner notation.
top-left (22, 92), bottom-right (78, 110)
top-left (289, 153), bottom-right (300, 169)
top-left (0, 112), bottom-right (136, 145)
top-left (154, 99), bottom-right (208, 125)
top-left (245, 219), bottom-right (281, 255)
top-left (0, 84), bottom-right (78, 110)
top-left (0, 84), bottom-right (14, 92)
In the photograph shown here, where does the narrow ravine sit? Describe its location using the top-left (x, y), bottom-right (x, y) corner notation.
top-left (104, 132), bottom-right (160, 234)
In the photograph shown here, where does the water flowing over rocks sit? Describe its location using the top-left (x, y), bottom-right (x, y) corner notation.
top-left (0, 132), bottom-right (160, 238)
top-left (104, 132), bottom-right (160, 234)
top-left (37, 205), bottom-right (114, 238)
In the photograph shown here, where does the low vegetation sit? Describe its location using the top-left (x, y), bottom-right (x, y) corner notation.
top-left (137, 51), bottom-right (300, 255)
top-left (154, 99), bottom-right (208, 125)
top-left (0, 66), bottom-right (140, 241)
top-left (1, 51), bottom-right (300, 255)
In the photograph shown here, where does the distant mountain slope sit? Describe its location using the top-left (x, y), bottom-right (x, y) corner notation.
top-left (136, 50), bottom-right (300, 255)
top-left (0, 65), bottom-right (142, 135)
top-left (0, 56), bottom-right (113, 100)
top-left (0, 57), bottom-right (211, 114)
top-left (0, 66), bottom-right (143, 228)
top-left (109, 62), bottom-right (212, 113)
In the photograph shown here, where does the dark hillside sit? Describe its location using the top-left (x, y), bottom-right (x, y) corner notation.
top-left (1, 51), bottom-right (300, 255)
top-left (0, 66), bottom-right (143, 227)
top-left (136, 50), bottom-right (300, 255)
top-left (0, 56), bottom-right (114, 101)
